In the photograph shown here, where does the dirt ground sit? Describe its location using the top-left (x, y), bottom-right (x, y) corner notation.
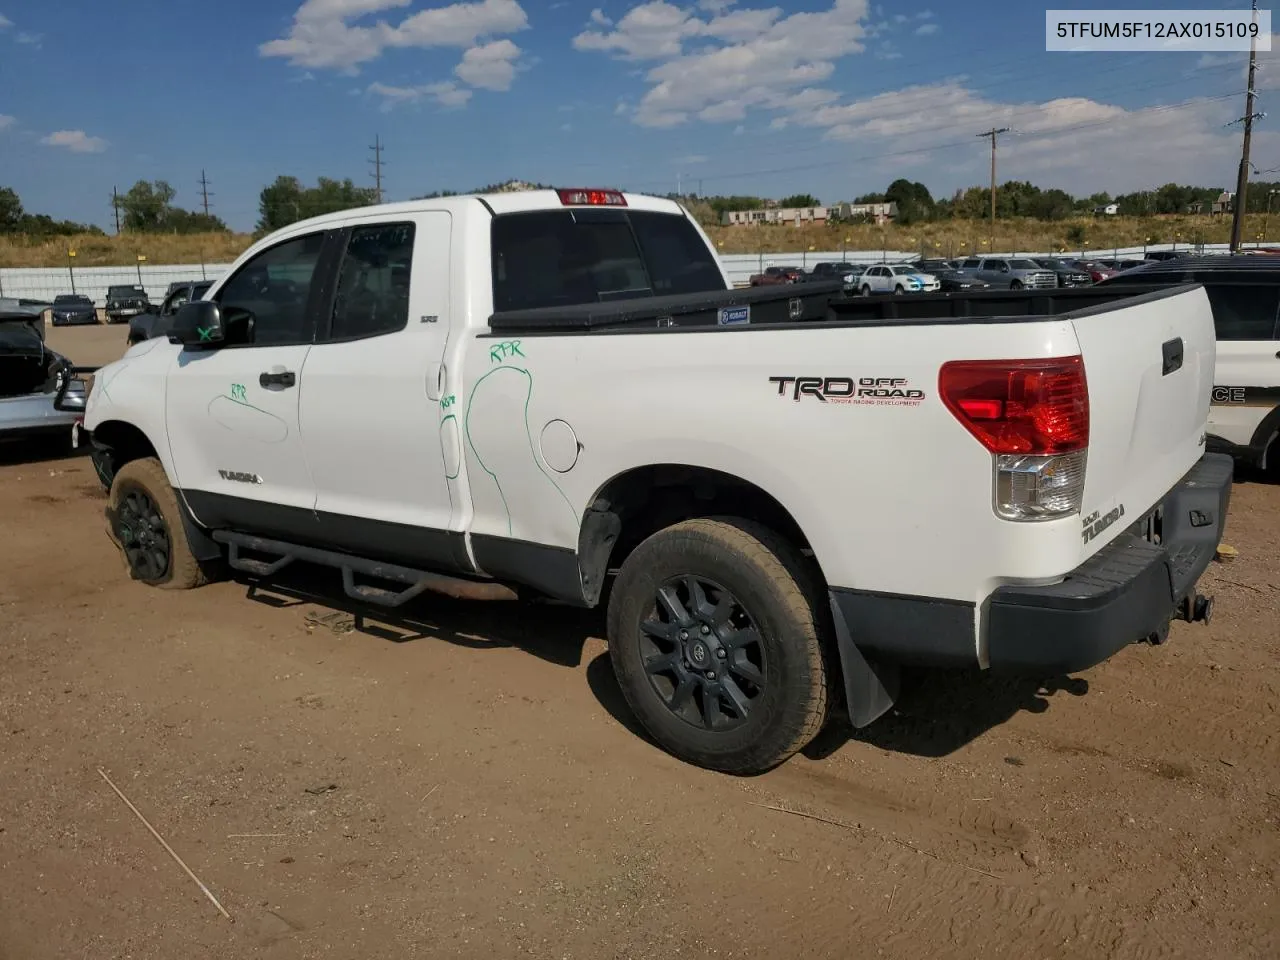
top-left (1, 324), bottom-right (1277, 960)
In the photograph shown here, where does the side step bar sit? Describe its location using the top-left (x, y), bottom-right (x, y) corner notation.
top-left (211, 531), bottom-right (518, 608)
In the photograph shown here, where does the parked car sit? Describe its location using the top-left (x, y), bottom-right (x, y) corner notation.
top-left (128, 280), bottom-right (214, 345)
top-left (803, 261), bottom-right (864, 293)
top-left (49, 293), bottom-right (99, 325)
top-left (104, 285), bottom-right (151, 324)
top-left (1, 306), bottom-right (87, 447)
top-left (858, 263), bottom-right (941, 294)
top-left (1099, 254), bottom-right (1280, 477)
top-left (1029, 258), bottom-right (1094, 287)
top-left (1144, 250), bottom-right (1188, 261)
top-left (1098, 258), bottom-right (1147, 272)
top-left (74, 187), bottom-right (1228, 775)
top-left (914, 259), bottom-right (992, 292)
top-left (955, 257), bottom-right (1057, 290)
top-left (749, 265), bottom-right (804, 286)
top-left (1079, 260), bottom-right (1118, 283)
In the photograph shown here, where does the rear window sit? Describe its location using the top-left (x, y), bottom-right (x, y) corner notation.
top-left (490, 209), bottom-right (725, 312)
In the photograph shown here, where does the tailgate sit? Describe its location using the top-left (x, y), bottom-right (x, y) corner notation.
top-left (1070, 286), bottom-right (1215, 556)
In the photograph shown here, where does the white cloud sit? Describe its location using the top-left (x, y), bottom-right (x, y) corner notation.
top-left (916, 9), bottom-right (932, 19)
top-left (589, 8), bottom-right (611, 26)
top-left (40, 129), bottom-right (108, 153)
top-left (367, 79), bottom-right (472, 109)
top-left (576, 0), bottom-right (870, 128)
top-left (676, 153), bottom-right (708, 164)
top-left (454, 37), bottom-right (521, 89)
top-left (0, 114), bottom-right (13, 131)
top-left (260, 0), bottom-right (529, 85)
top-left (915, 21), bottom-right (937, 35)
top-left (785, 80), bottom-right (1265, 198)
top-left (15, 30), bottom-right (41, 46)
top-left (0, 13), bottom-right (11, 29)
top-left (732, 123), bottom-right (745, 134)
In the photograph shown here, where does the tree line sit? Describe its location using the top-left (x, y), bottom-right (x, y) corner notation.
top-left (688, 179), bottom-right (1280, 226)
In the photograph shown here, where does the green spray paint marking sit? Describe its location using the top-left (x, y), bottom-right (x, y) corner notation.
top-left (440, 394), bottom-right (456, 409)
top-left (463, 365), bottom-right (578, 538)
top-left (488, 340), bottom-right (524, 364)
top-left (231, 383), bottom-right (247, 402)
top-left (197, 326), bottom-right (214, 342)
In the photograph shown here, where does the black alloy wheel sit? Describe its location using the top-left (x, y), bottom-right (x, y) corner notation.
top-left (639, 574), bottom-right (766, 732)
top-left (115, 486), bottom-right (172, 582)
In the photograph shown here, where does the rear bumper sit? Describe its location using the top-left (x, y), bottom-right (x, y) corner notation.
top-left (986, 452), bottom-right (1233, 674)
top-left (827, 452), bottom-right (1234, 678)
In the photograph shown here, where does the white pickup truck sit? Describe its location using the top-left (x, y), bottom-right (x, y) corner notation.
top-left (71, 188), bottom-right (1233, 775)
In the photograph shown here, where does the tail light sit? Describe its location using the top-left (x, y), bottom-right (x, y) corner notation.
top-left (939, 356), bottom-right (1089, 522)
top-left (557, 188), bottom-right (626, 207)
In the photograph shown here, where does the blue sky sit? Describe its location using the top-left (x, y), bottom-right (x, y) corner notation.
top-left (0, 0), bottom-right (1274, 231)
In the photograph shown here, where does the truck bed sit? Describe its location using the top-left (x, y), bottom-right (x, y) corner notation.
top-left (487, 281), bottom-right (1192, 334)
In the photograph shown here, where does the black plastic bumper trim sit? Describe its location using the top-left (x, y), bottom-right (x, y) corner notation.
top-left (986, 452), bottom-right (1233, 674)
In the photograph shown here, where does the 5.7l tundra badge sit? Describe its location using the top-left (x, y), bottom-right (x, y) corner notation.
top-left (218, 469), bottom-right (263, 485)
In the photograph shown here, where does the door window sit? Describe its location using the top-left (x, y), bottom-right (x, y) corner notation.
top-left (329, 222), bottom-right (416, 340)
top-left (1205, 285), bottom-right (1280, 340)
top-left (214, 232), bottom-right (325, 346)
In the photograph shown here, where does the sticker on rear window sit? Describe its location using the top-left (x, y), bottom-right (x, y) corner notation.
top-left (718, 305), bottom-right (750, 326)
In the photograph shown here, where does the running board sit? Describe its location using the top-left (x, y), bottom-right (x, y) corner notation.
top-left (211, 531), bottom-right (518, 607)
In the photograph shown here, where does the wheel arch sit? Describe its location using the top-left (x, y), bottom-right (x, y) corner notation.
top-left (91, 419), bottom-right (163, 484)
top-left (576, 463), bottom-right (820, 608)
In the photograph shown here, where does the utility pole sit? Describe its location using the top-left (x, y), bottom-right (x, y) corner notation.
top-left (369, 135), bottom-right (385, 204)
top-left (976, 127), bottom-right (1010, 234)
top-left (1230, 0), bottom-right (1263, 252)
top-left (198, 169), bottom-right (213, 216)
top-left (111, 186), bottom-right (121, 234)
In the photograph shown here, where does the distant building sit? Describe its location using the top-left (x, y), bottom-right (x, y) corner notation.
top-left (1187, 192), bottom-right (1234, 215)
top-left (832, 201), bottom-right (898, 224)
top-left (1093, 203), bottom-right (1119, 216)
top-left (722, 206), bottom-right (830, 226)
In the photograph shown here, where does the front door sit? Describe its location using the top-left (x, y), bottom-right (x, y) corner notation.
top-left (165, 229), bottom-right (329, 535)
top-left (298, 212), bottom-right (466, 573)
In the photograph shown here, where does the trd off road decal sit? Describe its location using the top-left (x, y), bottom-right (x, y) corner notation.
top-left (768, 376), bottom-right (926, 406)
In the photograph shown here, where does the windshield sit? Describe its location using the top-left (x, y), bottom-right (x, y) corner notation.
top-left (889, 265), bottom-right (919, 275)
top-left (1009, 259), bottom-right (1041, 270)
top-left (54, 295), bottom-right (89, 304)
top-left (108, 286), bottom-right (145, 297)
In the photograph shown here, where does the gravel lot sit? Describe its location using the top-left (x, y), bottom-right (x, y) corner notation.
top-left (0, 324), bottom-right (1275, 959)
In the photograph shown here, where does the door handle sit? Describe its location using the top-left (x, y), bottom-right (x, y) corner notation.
top-left (259, 369), bottom-right (296, 389)
top-left (426, 361), bottom-right (444, 401)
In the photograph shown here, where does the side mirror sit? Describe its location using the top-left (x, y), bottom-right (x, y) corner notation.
top-left (169, 300), bottom-right (225, 347)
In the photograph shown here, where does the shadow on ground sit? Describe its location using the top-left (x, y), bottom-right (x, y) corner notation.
top-left (0, 435), bottom-right (89, 467)
top-left (237, 563), bottom-right (1092, 763)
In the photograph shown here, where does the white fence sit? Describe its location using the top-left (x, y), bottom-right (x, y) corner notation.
top-left (0, 241), bottom-right (1246, 303)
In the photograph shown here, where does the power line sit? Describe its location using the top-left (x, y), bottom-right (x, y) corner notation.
top-left (199, 169), bottom-right (213, 216)
top-left (369, 135), bottom-right (385, 203)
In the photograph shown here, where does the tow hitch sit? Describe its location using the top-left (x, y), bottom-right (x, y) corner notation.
top-left (1176, 592), bottom-right (1214, 625)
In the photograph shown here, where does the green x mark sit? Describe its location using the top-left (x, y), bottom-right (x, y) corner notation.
top-left (196, 325), bottom-right (213, 341)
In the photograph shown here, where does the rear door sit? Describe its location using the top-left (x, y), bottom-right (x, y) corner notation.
top-left (297, 211), bottom-right (467, 573)
top-left (1201, 283), bottom-right (1280, 455)
top-left (1070, 286), bottom-right (1217, 554)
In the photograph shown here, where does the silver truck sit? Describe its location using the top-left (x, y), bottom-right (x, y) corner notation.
top-left (956, 256), bottom-right (1057, 290)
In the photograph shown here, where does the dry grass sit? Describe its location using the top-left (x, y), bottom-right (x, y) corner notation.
top-left (0, 213), bottom-right (1273, 267)
top-left (0, 232), bottom-right (255, 268)
top-left (705, 213), bottom-right (1274, 257)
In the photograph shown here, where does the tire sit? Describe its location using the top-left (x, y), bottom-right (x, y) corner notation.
top-left (860, 284), bottom-right (872, 296)
top-left (894, 284), bottom-right (904, 294)
top-left (1010, 280), bottom-right (1023, 290)
top-left (106, 457), bottom-right (210, 590)
top-left (607, 517), bottom-right (830, 775)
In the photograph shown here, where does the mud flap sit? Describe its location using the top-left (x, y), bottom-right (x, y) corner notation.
top-left (828, 595), bottom-right (899, 728)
